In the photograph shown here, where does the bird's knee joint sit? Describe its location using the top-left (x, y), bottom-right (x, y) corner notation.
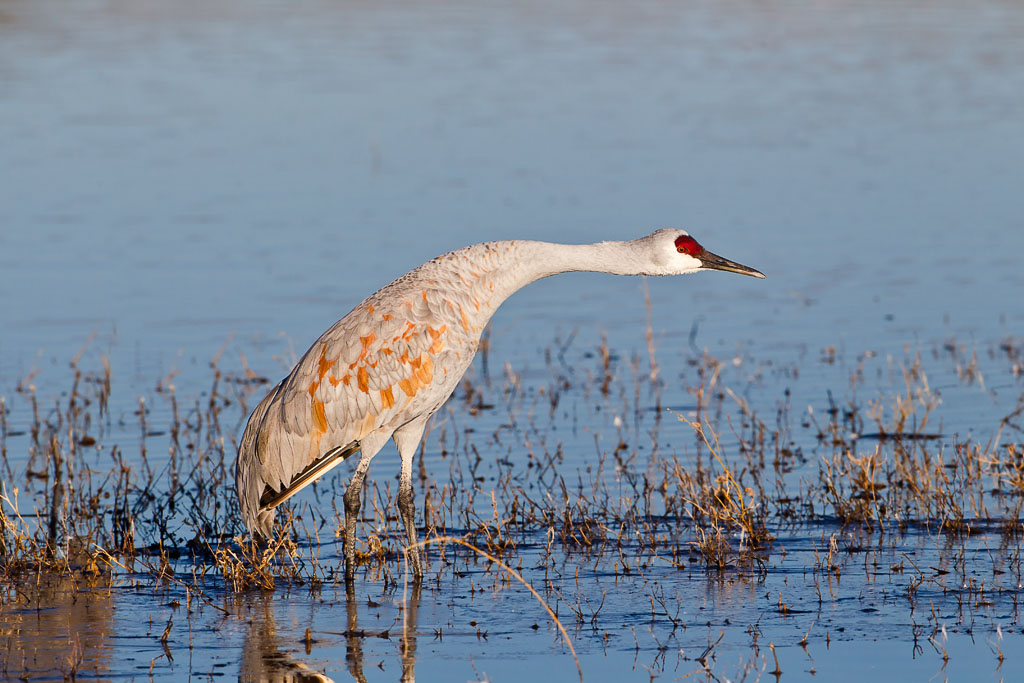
top-left (343, 486), bottom-right (362, 512)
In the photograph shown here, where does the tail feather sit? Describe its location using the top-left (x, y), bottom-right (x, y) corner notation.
top-left (236, 379), bottom-right (359, 540)
top-left (255, 508), bottom-right (276, 540)
top-left (236, 381), bottom-right (284, 538)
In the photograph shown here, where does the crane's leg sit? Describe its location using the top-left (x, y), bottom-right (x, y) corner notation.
top-left (343, 433), bottom-right (390, 582)
top-left (393, 418), bottom-right (429, 580)
top-left (343, 449), bottom-right (373, 582)
top-left (397, 450), bottom-right (422, 579)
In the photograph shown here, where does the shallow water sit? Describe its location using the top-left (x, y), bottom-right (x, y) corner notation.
top-left (5, 522), bottom-right (1024, 681)
top-left (1, 0), bottom-right (1023, 680)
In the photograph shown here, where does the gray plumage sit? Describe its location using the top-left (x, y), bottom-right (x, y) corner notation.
top-left (235, 229), bottom-right (764, 578)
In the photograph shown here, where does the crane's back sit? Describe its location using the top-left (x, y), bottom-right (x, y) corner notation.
top-left (235, 239), bottom-right (546, 534)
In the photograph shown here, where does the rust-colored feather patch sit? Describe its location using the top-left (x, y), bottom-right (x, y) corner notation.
top-left (317, 345), bottom-right (335, 381)
top-left (311, 399), bottom-right (327, 433)
top-left (398, 377), bottom-right (416, 397)
top-left (359, 332), bottom-right (376, 358)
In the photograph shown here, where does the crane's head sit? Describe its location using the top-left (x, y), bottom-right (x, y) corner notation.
top-left (644, 228), bottom-right (765, 279)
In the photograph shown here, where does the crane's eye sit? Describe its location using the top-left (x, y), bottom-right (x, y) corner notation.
top-left (674, 235), bottom-right (702, 256)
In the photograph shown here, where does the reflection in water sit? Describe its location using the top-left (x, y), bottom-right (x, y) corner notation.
top-left (344, 584), bottom-right (366, 683)
top-left (344, 582), bottom-right (422, 683)
top-left (240, 584), bottom-right (421, 683)
top-left (400, 583), bottom-right (421, 683)
top-left (0, 578), bottom-right (113, 680)
top-left (240, 599), bottom-right (333, 683)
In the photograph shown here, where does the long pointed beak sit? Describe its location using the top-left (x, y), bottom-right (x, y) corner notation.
top-left (698, 249), bottom-right (766, 279)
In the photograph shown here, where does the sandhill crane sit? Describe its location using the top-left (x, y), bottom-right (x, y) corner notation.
top-left (236, 229), bottom-right (764, 580)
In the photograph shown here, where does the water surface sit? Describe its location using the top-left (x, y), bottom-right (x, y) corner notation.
top-left (1, 0), bottom-right (1022, 680)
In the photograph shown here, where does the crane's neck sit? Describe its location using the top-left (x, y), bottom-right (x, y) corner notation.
top-left (455, 239), bottom-right (650, 326)
top-left (516, 239), bottom-right (649, 281)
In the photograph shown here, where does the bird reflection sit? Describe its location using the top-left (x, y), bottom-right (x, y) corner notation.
top-left (344, 584), bottom-right (366, 683)
top-left (399, 583), bottom-right (421, 683)
top-left (240, 583), bottom-right (422, 683)
top-left (240, 600), bottom-right (333, 683)
top-left (344, 581), bottom-right (423, 683)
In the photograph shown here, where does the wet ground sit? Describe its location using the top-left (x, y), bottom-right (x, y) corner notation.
top-left (2, 332), bottom-right (1022, 681)
top-left (2, 0), bottom-right (1023, 680)
top-left (8, 524), bottom-right (1024, 682)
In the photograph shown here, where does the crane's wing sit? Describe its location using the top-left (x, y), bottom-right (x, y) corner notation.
top-left (236, 287), bottom-right (475, 537)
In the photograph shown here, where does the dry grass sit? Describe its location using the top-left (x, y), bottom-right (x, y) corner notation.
top-left (670, 414), bottom-right (773, 568)
top-left (0, 331), bottom-right (1021, 639)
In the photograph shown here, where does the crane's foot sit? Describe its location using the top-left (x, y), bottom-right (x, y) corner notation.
top-left (404, 545), bottom-right (423, 580)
